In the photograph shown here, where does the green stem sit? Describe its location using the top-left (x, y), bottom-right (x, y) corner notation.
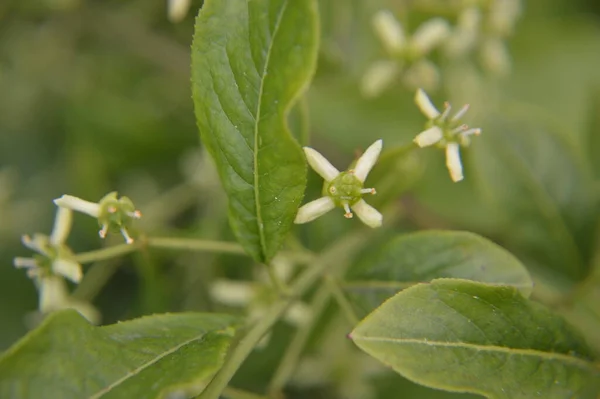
top-left (72, 261), bottom-right (121, 301)
top-left (196, 230), bottom-right (369, 399)
top-left (146, 237), bottom-right (247, 255)
top-left (324, 275), bottom-right (360, 326)
top-left (74, 237), bottom-right (315, 265)
top-left (267, 284), bottom-right (331, 395)
top-left (74, 243), bottom-right (140, 264)
top-left (265, 262), bottom-right (289, 295)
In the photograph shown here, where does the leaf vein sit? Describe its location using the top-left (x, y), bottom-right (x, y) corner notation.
top-left (88, 334), bottom-right (207, 398)
top-left (352, 337), bottom-right (597, 370)
top-left (252, 0), bottom-right (289, 260)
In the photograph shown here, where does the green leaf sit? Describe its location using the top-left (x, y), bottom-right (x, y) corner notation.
top-left (0, 310), bottom-right (240, 399)
top-left (473, 114), bottom-right (596, 279)
top-left (191, 0), bottom-right (319, 262)
top-left (345, 231), bottom-right (533, 316)
top-left (351, 279), bottom-right (600, 399)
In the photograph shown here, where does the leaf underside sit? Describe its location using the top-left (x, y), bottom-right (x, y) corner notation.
top-left (0, 310), bottom-right (239, 399)
top-left (351, 279), bottom-right (600, 399)
top-left (191, 0), bottom-right (319, 262)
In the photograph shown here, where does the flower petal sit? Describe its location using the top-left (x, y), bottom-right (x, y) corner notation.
top-left (294, 197), bottom-right (336, 224)
top-left (415, 88), bottom-right (440, 119)
top-left (167, 0), bottom-right (191, 23)
top-left (54, 195), bottom-right (101, 218)
top-left (411, 18), bottom-right (451, 55)
top-left (360, 60), bottom-right (400, 98)
top-left (210, 279), bottom-right (254, 306)
top-left (413, 126), bottom-right (443, 147)
top-left (354, 139), bottom-right (383, 183)
top-left (481, 37), bottom-right (511, 76)
top-left (351, 199), bottom-right (383, 228)
top-left (21, 234), bottom-right (49, 255)
top-left (372, 10), bottom-right (406, 54)
top-left (303, 148), bottom-right (340, 182)
top-left (53, 258), bottom-right (83, 283)
top-left (446, 142), bottom-right (464, 182)
top-left (50, 207), bottom-right (73, 246)
top-left (39, 276), bottom-right (70, 313)
top-left (13, 257), bottom-right (38, 269)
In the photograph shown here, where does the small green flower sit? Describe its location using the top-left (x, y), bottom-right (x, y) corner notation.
top-left (413, 88), bottom-right (481, 182)
top-left (294, 140), bottom-right (383, 228)
top-left (54, 192), bottom-right (142, 244)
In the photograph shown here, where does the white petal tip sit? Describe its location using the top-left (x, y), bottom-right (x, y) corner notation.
top-left (354, 139), bottom-right (384, 182)
top-left (303, 147), bottom-right (340, 182)
top-left (414, 127), bottom-right (443, 147)
top-left (352, 200), bottom-right (383, 228)
top-left (295, 197), bottom-right (336, 224)
top-left (415, 88), bottom-right (440, 119)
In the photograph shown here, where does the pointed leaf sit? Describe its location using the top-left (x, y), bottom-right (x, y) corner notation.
top-left (345, 231), bottom-right (533, 316)
top-left (351, 279), bottom-right (600, 399)
top-left (191, 0), bottom-right (319, 262)
top-left (0, 310), bottom-right (240, 399)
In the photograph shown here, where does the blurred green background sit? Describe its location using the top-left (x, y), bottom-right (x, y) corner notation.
top-left (1, 0), bottom-right (600, 398)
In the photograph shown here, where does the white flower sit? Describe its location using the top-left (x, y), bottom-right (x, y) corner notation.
top-left (373, 11), bottom-right (450, 58)
top-left (363, 11), bottom-right (450, 97)
top-left (54, 192), bottom-right (142, 244)
top-left (295, 140), bottom-right (383, 228)
top-left (413, 88), bottom-right (481, 182)
top-left (14, 207), bottom-right (83, 283)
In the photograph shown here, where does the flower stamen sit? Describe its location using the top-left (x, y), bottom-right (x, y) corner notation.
top-left (99, 225), bottom-right (109, 239)
top-left (343, 203), bottom-right (353, 219)
top-left (120, 228), bottom-right (134, 244)
top-left (452, 104), bottom-right (471, 121)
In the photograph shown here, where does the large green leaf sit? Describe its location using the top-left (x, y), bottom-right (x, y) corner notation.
top-left (191, 0), bottom-right (319, 262)
top-left (351, 279), bottom-right (600, 399)
top-left (344, 231), bottom-right (533, 316)
top-left (0, 310), bottom-right (239, 399)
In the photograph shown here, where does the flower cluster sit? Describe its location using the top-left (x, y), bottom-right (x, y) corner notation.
top-left (13, 207), bottom-right (98, 322)
top-left (14, 192), bottom-right (141, 322)
top-left (413, 88), bottom-right (481, 182)
top-left (295, 140), bottom-right (383, 228)
top-left (363, 1), bottom-right (522, 96)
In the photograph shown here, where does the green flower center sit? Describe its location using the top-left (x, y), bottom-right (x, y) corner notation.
top-left (324, 171), bottom-right (363, 207)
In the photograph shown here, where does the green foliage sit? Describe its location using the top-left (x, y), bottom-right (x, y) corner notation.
top-left (351, 279), bottom-right (600, 399)
top-left (191, 0), bottom-right (319, 263)
top-left (0, 310), bottom-right (239, 399)
top-left (345, 231), bottom-right (533, 316)
top-left (2, 1), bottom-right (600, 399)
top-left (473, 115), bottom-right (597, 279)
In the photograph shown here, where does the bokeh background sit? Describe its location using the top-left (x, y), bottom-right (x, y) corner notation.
top-left (1, 0), bottom-right (600, 398)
